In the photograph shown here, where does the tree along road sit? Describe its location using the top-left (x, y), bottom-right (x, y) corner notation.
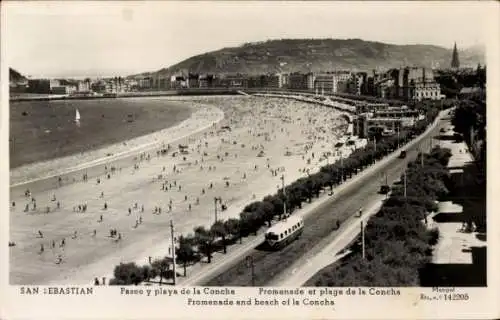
top-left (202, 113), bottom-right (449, 286)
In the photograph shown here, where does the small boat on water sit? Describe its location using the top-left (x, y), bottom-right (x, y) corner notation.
top-left (74, 109), bottom-right (81, 123)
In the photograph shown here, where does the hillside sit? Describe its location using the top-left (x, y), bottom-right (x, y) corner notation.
top-left (136, 39), bottom-right (485, 78)
top-left (10, 68), bottom-right (27, 82)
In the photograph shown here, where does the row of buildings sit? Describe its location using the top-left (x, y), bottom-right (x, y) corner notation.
top-left (23, 77), bottom-right (134, 95)
top-left (136, 67), bottom-right (443, 101)
top-left (21, 66), bottom-right (443, 102)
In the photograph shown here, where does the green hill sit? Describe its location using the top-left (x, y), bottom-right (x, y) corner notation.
top-left (135, 38), bottom-right (485, 78)
top-left (10, 68), bottom-right (27, 82)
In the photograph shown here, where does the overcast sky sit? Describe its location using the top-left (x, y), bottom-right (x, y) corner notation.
top-left (2, 1), bottom-right (494, 78)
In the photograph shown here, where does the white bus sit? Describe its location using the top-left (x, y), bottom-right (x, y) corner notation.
top-left (264, 216), bottom-right (304, 249)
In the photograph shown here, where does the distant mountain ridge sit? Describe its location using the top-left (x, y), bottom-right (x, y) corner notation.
top-left (135, 38), bottom-right (485, 78)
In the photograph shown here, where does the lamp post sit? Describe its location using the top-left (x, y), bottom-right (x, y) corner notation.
top-left (245, 256), bottom-right (255, 286)
top-left (280, 175), bottom-right (287, 218)
top-left (214, 197), bottom-right (223, 223)
top-left (170, 220), bottom-right (177, 286)
top-left (397, 126), bottom-right (400, 149)
top-left (361, 219), bottom-right (366, 260)
top-left (403, 170), bottom-right (407, 199)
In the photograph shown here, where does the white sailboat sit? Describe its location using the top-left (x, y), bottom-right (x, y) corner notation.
top-left (75, 109), bottom-right (81, 122)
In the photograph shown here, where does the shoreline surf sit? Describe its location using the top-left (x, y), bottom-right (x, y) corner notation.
top-left (10, 99), bottom-right (225, 187)
top-left (9, 97), bottom-right (194, 170)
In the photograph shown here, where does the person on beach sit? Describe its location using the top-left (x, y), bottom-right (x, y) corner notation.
top-left (57, 201), bottom-right (60, 209)
top-left (128, 208), bottom-right (132, 215)
top-left (72, 231), bottom-right (78, 239)
top-left (104, 202), bottom-right (108, 210)
top-left (99, 215), bottom-right (103, 222)
top-left (52, 240), bottom-right (55, 249)
top-left (93, 229), bottom-right (97, 237)
top-left (40, 244), bottom-right (44, 253)
top-left (38, 230), bottom-right (43, 238)
top-left (55, 254), bottom-right (63, 264)
top-left (61, 238), bottom-right (65, 247)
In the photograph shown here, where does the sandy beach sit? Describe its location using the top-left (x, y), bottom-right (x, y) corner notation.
top-left (9, 95), bottom-right (353, 285)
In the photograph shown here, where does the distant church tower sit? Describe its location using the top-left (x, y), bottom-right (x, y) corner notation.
top-left (451, 42), bottom-right (460, 69)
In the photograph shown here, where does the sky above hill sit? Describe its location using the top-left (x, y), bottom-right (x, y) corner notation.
top-left (2, 1), bottom-right (495, 78)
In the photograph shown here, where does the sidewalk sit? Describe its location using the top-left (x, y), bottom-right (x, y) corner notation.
top-left (431, 135), bottom-right (485, 265)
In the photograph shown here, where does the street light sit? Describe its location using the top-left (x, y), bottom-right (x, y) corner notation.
top-left (280, 174), bottom-right (287, 218)
top-left (214, 197), bottom-right (222, 223)
top-left (245, 255), bottom-right (255, 286)
top-left (170, 220), bottom-right (177, 286)
top-left (361, 219), bottom-right (366, 260)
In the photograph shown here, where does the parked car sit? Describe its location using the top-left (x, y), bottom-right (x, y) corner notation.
top-left (379, 185), bottom-right (391, 194)
top-left (398, 150), bottom-right (407, 159)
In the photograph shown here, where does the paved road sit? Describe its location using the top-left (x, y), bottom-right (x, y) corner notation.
top-left (269, 193), bottom-right (386, 286)
top-left (200, 111), bottom-right (450, 286)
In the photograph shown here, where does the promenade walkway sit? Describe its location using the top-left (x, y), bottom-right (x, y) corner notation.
top-left (422, 126), bottom-right (486, 286)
